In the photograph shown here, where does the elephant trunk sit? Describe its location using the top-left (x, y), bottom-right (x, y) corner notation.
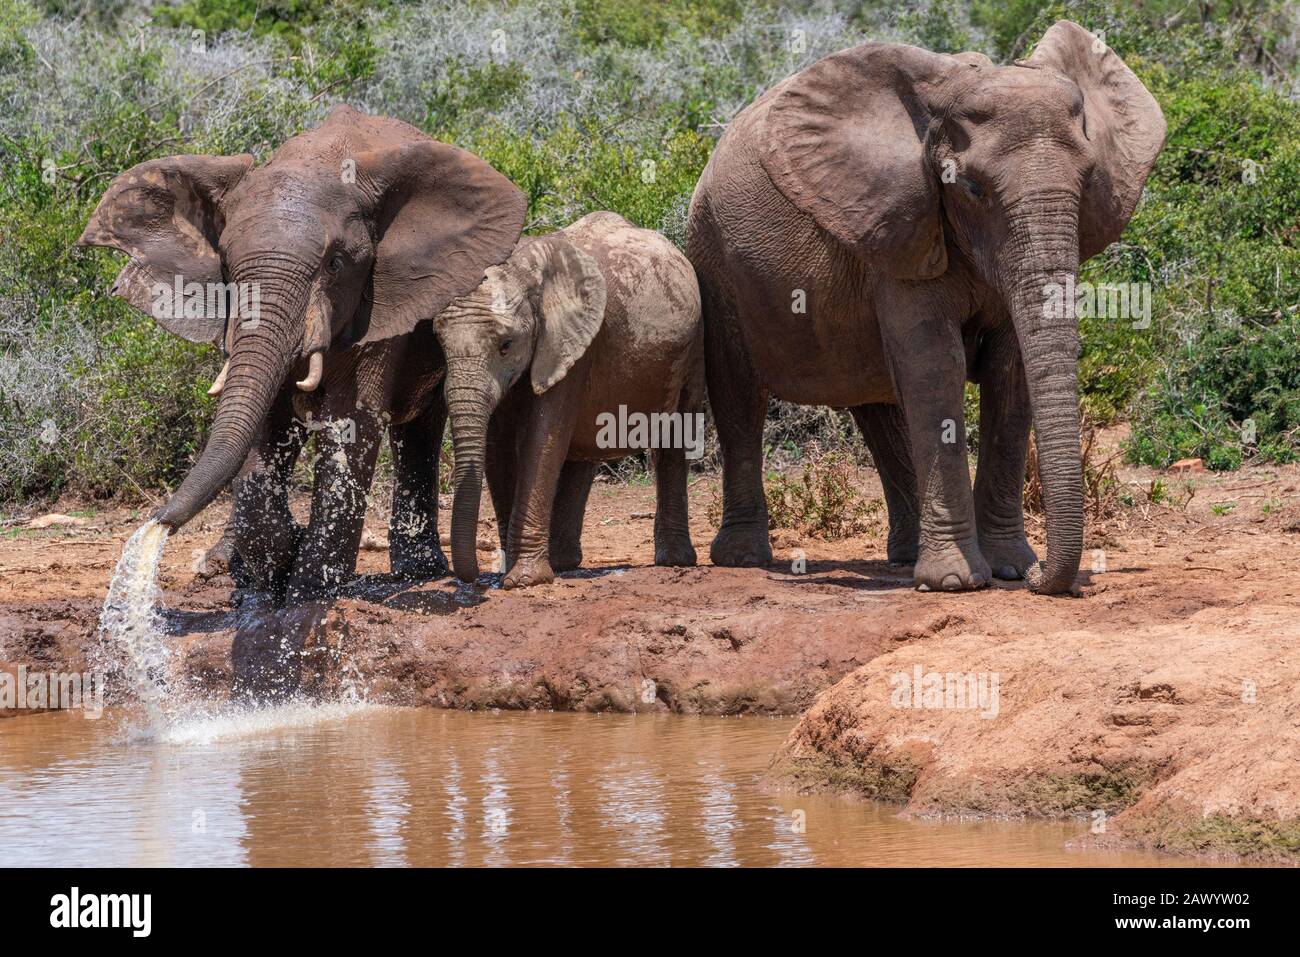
top-left (446, 367), bottom-right (495, 583)
top-left (1001, 192), bottom-right (1085, 595)
top-left (154, 268), bottom-right (309, 531)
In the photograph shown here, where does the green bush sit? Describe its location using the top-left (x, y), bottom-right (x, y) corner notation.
top-left (1116, 57), bottom-right (1300, 467)
top-left (962, 1), bottom-right (1300, 468)
top-left (764, 450), bottom-right (884, 540)
top-left (574, 0), bottom-right (743, 48)
top-left (2, 0), bottom-right (1299, 508)
top-left (1128, 316), bottom-right (1300, 470)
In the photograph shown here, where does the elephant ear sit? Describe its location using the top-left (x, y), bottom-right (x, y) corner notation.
top-left (76, 154), bottom-right (253, 343)
top-left (522, 235), bottom-right (607, 394)
top-left (760, 43), bottom-right (956, 280)
top-left (1022, 20), bottom-right (1166, 260)
top-left (355, 141), bottom-right (527, 345)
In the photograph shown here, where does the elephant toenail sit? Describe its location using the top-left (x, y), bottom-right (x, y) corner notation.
top-left (941, 573), bottom-right (962, 590)
top-left (999, 565), bottom-right (1018, 580)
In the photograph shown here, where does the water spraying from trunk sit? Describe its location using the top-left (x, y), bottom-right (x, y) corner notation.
top-left (100, 520), bottom-right (374, 740)
top-left (99, 520), bottom-right (173, 728)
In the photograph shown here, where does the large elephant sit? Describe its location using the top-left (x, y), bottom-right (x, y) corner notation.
top-left (688, 21), bottom-right (1164, 594)
top-left (434, 212), bottom-right (703, 588)
top-left (78, 105), bottom-right (527, 604)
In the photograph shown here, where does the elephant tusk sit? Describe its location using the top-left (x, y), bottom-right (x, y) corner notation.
top-left (296, 351), bottom-right (324, 392)
top-left (207, 359), bottom-right (230, 396)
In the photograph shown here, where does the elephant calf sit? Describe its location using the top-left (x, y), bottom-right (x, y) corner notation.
top-left (435, 212), bottom-right (704, 588)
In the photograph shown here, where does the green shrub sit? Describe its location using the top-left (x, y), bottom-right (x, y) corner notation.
top-left (1128, 316), bottom-right (1300, 469)
top-left (574, 0), bottom-right (743, 48)
top-left (763, 450), bottom-right (884, 540)
top-left (2, 0), bottom-right (1299, 507)
top-left (1117, 60), bottom-right (1300, 467)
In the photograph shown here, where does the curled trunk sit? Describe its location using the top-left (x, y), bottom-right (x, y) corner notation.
top-left (1001, 194), bottom-right (1085, 595)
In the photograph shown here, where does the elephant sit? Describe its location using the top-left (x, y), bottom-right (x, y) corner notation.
top-left (77, 104), bottom-right (527, 607)
top-left (687, 20), bottom-right (1165, 595)
top-left (434, 212), bottom-right (703, 589)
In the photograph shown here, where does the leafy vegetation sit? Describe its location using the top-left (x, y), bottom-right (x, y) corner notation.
top-left (1, 0), bottom-right (1297, 509)
top-left (763, 450), bottom-right (885, 540)
top-left (704, 447), bottom-right (884, 540)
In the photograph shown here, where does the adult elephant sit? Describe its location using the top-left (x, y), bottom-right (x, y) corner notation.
top-left (688, 21), bottom-right (1164, 594)
top-left (79, 104), bottom-right (527, 603)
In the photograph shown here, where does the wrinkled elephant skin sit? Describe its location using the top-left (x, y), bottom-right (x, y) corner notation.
top-left (78, 105), bottom-right (527, 613)
top-left (688, 21), bottom-right (1165, 595)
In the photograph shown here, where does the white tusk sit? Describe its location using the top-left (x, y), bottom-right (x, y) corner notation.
top-left (207, 359), bottom-right (230, 396)
top-left (296, 351), bottom-right (324, 392)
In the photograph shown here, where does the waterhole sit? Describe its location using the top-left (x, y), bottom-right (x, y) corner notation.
top-left (0, 708), bottom-right (1204, 867)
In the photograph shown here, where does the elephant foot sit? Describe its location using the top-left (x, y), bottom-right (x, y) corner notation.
top-left (235, 526), bottom-right (303, 594)
top-left (709, 521), bottom-right (772, 567)
top-left (283, 566), bottom-right (351, 605)
top-left (655, 537), bottom-right (697, 567)
top-left (390, 538), bottom-right (450, 580)
top-left (913, 541), bottom-right (991, 592)
top-left (550, 540), bottom-right (583, 573)
top-left (504, 555), bottom-right (555, 589)
top-left (195, 536), bottom-right (236, 580)
top-left (979, 534), bottom-right (1038, 581)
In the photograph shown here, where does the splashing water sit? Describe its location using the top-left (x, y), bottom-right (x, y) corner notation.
top-left (99, 520), bottom-right (173, 727)
top-left (100, 520), bottom-right (374, 743)
top-left (152, 699), bottom-right (378, 746)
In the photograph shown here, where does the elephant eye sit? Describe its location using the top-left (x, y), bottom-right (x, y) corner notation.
top-left (959, 176), bottom-right (984, 200)
top-left (499, 338), bottom-right (513, 356)
top-left (326, 254), bottom-right (344, 275)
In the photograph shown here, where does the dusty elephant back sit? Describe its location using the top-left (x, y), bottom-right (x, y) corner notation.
top-left (686, 91), bottom-right (896, 408)
top-left (559, 212), bottom-right (704, 458)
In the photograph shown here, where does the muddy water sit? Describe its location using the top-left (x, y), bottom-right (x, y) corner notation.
top-left (0, 707), bottom-right (1189, 867)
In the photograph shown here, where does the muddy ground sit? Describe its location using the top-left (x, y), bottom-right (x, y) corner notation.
top-left (2, 448), bottom-right (1298, 861)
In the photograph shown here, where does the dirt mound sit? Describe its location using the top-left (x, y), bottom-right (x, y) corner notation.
top-left (4, 462), bottom-right (1300, 861)
top-left (768, 600), bottom-right (1300, 861)
top-left (158, 561), bottom-right (924, 714)
top-left (0, 480), bottom-right (926, 716)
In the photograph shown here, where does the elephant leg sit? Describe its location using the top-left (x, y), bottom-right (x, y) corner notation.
top-left (285, 408), bottom-right (383, 603)
top-left (549, 460), bottom-right (597, 572)
top-left (485, 411), bottom-right (519, 557)
top-left (974, 323), bottom-right (1038, 580)
top-left (195, 496), bottom-right (240, 580)
top-left (876, 287), bottom-right (990, 592)
top-left (503, 369), bottom-right (585, 589)
top-left (388, 396), bottom-right (449, 579)
top-left (652, 446), bottom-right (697, 567)
top-left (231, 389), bottom-right (306, 596)
top-left (702, 281), bottom-right (772, 567)
top-left (850, 402), bottom-right (920, 567)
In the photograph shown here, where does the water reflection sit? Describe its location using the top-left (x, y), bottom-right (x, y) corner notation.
top-left (0, 708), bottom-right (1200, 867)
